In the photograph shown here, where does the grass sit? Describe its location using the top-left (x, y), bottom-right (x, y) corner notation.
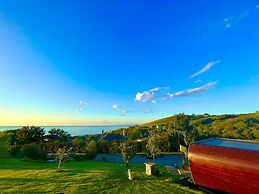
top-left (0, 158), bottom-right (202, 194)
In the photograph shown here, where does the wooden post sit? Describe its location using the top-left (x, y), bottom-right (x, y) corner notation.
top-left (144, 162), bottom-right (156, 176)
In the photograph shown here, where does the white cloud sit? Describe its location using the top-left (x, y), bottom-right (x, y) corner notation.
top-left (76, 101), bottom-right (87, 112)
top-left (172, 82), bottom-right (217, 97)
top-left (135, 82), bottom-right (216, 103)
top-left (223, 9), bottom-right (251, 29)
top-left (112, 104), bottom-right (119, 111)
top-left (224, 17), bottom-right (233, 28)
top-left (135, 93), bottom-right (143, 101)
top-left (189, 60), bottom-right (220, 78)
top-left (135, 91), bottom-right (154, 102)
top-left (135, 87), bottom-right (169, 103)
top-left (152, 100), bottom-right (157, 104)
top-left (112, 104), bottom-right (129, 116)
top-left (161, 93), bottom-right (174, 101)
top-left (256, 4), bottom-right (259, 8)
top-left (150, 87), bottom-right (160, 92)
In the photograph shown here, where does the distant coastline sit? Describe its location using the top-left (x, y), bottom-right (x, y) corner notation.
top-left (0, 125), bottom-right (133, 136)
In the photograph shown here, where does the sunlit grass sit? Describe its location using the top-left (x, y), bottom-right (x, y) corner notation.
top-left (0, 158), bottom-right (201, 193)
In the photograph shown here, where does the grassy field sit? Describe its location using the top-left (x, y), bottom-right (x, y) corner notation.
top-left (0, 158), bottom-right (202, 194)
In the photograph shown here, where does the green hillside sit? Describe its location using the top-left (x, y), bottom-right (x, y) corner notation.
top-left (111, 112), bottom-right (259, 141)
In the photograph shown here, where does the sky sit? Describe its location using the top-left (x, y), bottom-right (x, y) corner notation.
top-left (0, 0), bottom-right (259, 126)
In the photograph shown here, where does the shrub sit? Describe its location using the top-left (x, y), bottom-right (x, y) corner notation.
top-left (9, 145), bottom-right (21, 157)
top-left (74, 154), bottom-right (85, 161)
top-left (21, 144), bottom-right (46, 160)
top-left (0, 132), bottom-right (11, 157)
top-left (85, 151), bottom-right (96, 160)
top-left (85, 141), bottom-right (97, 160)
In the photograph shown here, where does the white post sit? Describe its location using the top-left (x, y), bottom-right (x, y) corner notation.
top-left (128, 169), bottom-right (133, 180)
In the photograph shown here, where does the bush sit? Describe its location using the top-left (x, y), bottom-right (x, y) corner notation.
top-left (85, 151), bottom-right (96, 160)
top-left (85, 141), bottom-right (97, 160)
top-left (73, 154), bottom-right (85, 161)
top-left (155, 169), bottom-right (160, 175)
top-left (21, 144), bottom-right (46, 160)
top-left (9, 145), bottom-right (21, 157)
top-left (0, 132), bottom-right (11, 157)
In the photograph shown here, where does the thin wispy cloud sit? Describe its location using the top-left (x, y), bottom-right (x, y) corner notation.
top-left (120, 107), bottom-right (129, 116)
top-left (189, 60), bottom-right (220, 79)
top-left (195, 80), bottom-right (202, 84)
top-left (121, 109), bottom-right (128, 114)
top-left (172, 82), bottom-right (217, 97)
top-left (224, 17), bottom-right (232, 28)
top-left (76, 101), bottom-right (87, 112)
top-left (145, 109), bottom-right (153, 113)
top-left (135, 82), bottom-right (217, 103)
top-left (152, 100), bottom-right (157, 104)
top-left (223, 7), bottom-right (256, 29)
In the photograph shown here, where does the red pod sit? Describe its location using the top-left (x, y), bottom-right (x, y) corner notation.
top-left (188, 138), bottom-right (259, 194)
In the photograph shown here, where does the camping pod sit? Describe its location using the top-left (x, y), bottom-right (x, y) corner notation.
top-left (188, 138), bottom-right (259, 194)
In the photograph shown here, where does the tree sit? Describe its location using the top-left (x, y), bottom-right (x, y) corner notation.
top-left (183, 130), bottom-right (196, 147)
top-left (56, 147), bottom-right (72, 170)
top-left (120, 141), bottom-right (135, 166)
top-left (173, 114), bottom-right (192, 133)
top-left (72, 138), bottom-right (85, 153)
top-left (96, 139), bottom-right (109, 153)
top-left (29, 126), bottom-right (45, 143)
top-left (146, 131), bottom-right (161, 159)
top-left (86, 141), bottom-right (97, 159)
top-left (16, 127), bottom-right (31, 145)
top-left (0, 131), bottom-right (11, 157)
top-left (47, 128), bottom-right (71, 142)
top-left (16, 126), bottom-right (45, 145)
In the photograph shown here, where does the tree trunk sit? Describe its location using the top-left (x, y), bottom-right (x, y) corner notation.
top-left (57, 160), bottom-right (61, 170)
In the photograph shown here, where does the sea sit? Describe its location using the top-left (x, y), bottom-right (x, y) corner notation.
top-left (0, 125), bottom-right (131, 136)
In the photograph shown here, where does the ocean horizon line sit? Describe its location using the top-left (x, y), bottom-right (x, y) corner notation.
top-left (0, 124), bottom-right (136, 127)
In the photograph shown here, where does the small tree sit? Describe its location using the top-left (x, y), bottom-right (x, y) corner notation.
top-left (146, 131), bottom-right (161, 159)
top-left (72, 138), bottom-right (85, 153)
top-left (120, 141), bottom-right (135, 166)
top-left (183, 131), bottom-right (195, 147)
top-left (56, 147), bottom-right (72, 170)
top-left (0, 132), bottom-right (11, 157)
top-left (86, 141), bottom-right (97, 159)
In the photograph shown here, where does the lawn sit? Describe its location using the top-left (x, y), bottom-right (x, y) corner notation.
top-left (0, 158), bottom-right (202, 194)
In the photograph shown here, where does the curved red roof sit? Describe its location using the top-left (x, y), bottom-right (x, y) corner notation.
top-left (189, 138), bottom-right (259, 194)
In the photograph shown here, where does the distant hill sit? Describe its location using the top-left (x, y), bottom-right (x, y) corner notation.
top-left (110, 112), bottom-right (259, 141)
top-left (143, 113), bottom-right (257, 126)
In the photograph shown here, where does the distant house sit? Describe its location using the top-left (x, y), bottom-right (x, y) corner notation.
top-left (101, 134), bottom-right (127, 142)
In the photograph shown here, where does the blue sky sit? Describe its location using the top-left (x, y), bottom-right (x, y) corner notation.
top-left (0, 0), bottom-right (259, 125)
